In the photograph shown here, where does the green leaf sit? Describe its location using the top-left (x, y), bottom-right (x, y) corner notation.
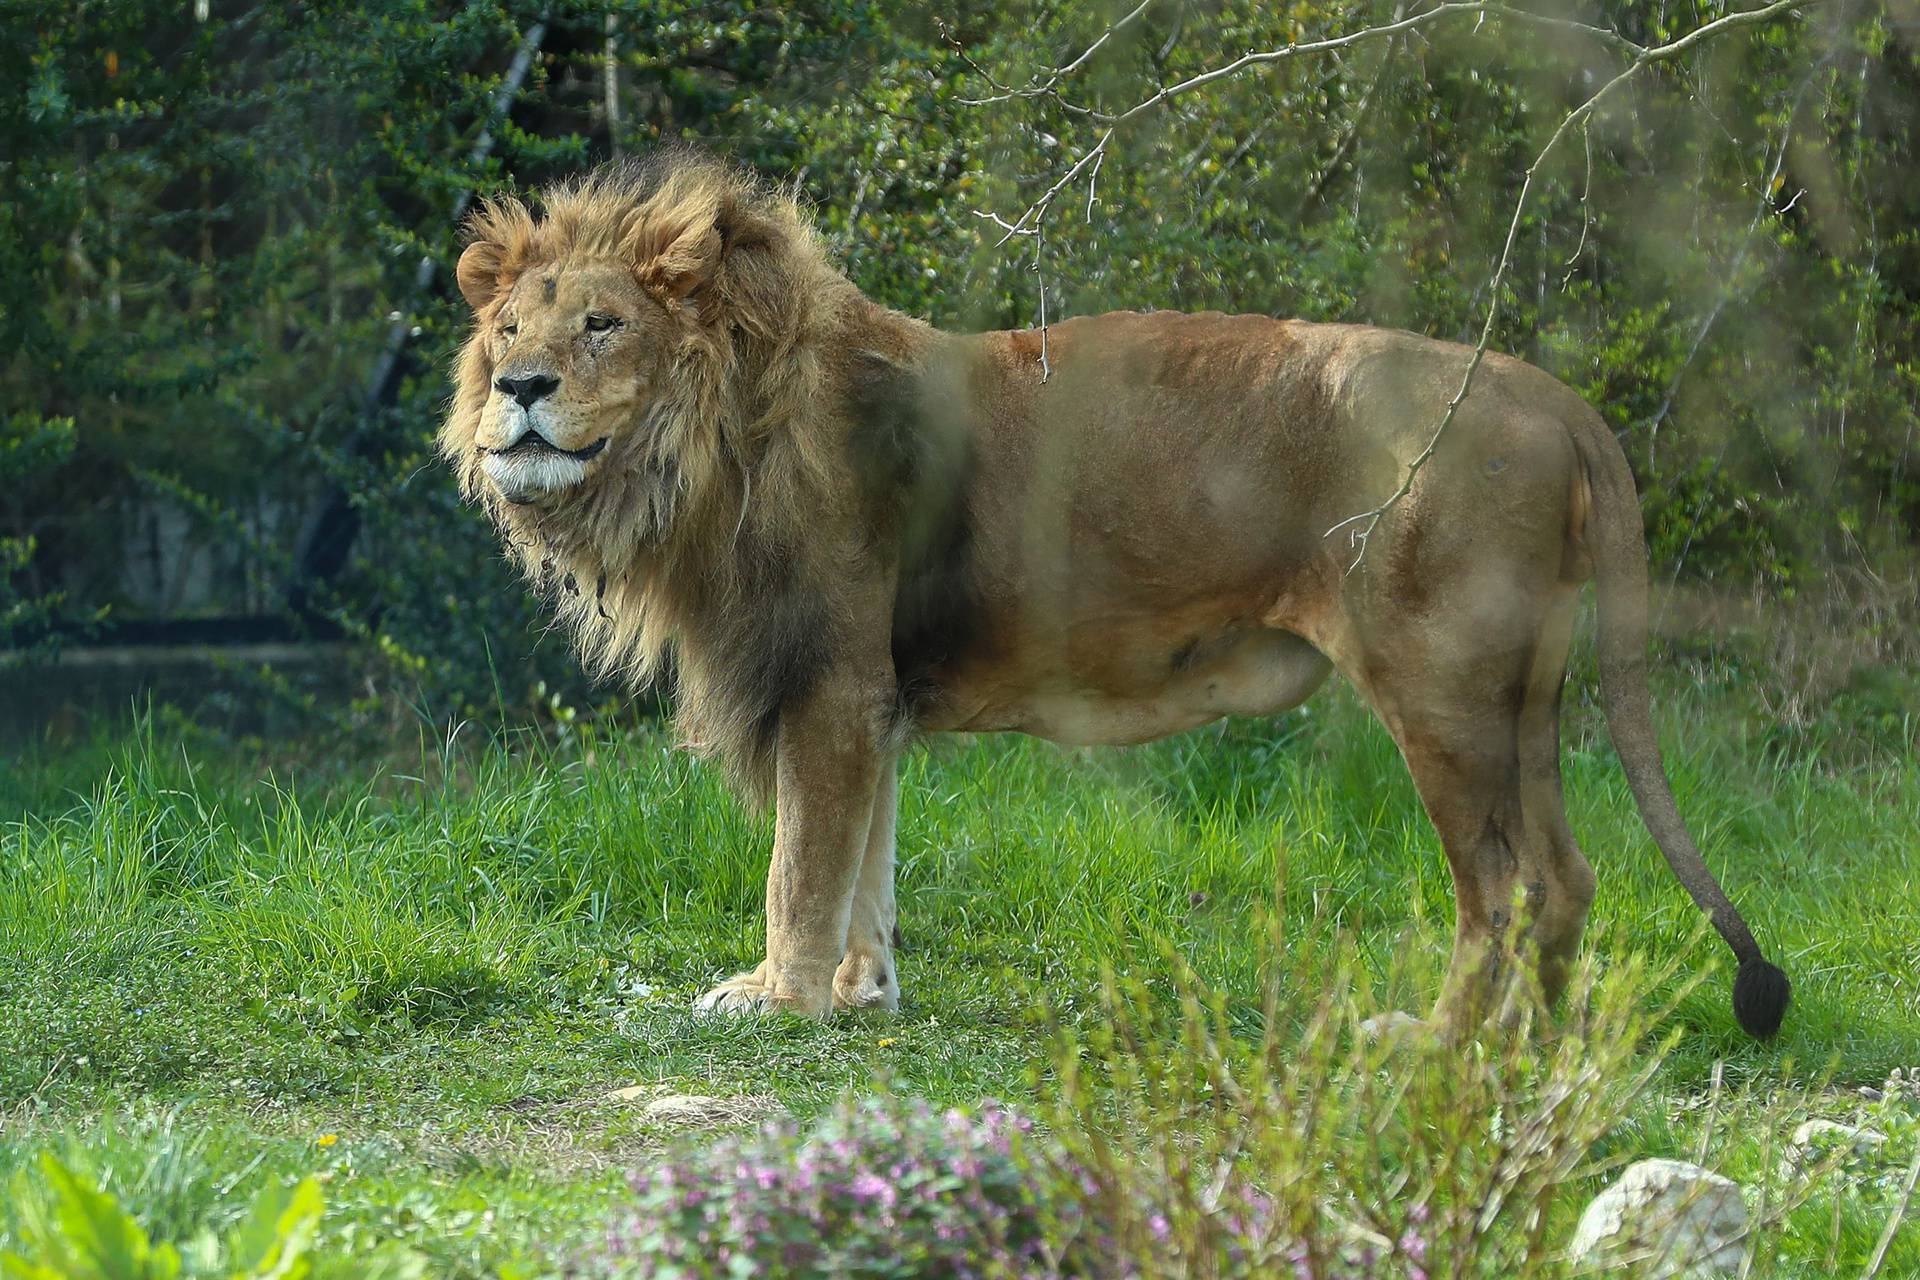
top-left (227, 1178), bottom-right (324, 1280)
top-left (0, 1155), bottom-right (180, 1280)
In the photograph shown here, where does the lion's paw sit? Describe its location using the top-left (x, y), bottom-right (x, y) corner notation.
top-left (832, 951), bottom-right (899, 1013)
top-left (694, 967), bottom-right (829, 1019)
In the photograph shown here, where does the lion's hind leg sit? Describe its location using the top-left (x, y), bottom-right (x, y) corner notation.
top-left (833, 757), bottom-right (900, 1012)
top-left (1334, 571), bottom-right (1583, 1036)
top-left (1514, 587), bottom-right (1597, 1010)
top-left (1386, 703), bottom-right (1531, 1034)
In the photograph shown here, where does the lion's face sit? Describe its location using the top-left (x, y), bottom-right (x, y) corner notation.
top-left (467, 261), bottom-right (668, 505)
top-left (444, 163), bottom-right (805, 534)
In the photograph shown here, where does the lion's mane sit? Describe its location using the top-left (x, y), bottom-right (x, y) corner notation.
top-left (440, 150), bottom-right (874, 802)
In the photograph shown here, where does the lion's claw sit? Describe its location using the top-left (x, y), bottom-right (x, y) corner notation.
top-left (695, 972), bottom-right (778, 1016)
top-left (832, 952), bottom-right (899, 1012)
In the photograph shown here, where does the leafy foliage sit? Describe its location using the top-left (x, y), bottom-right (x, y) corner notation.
top-left (1, 1156), bottom-right (328, 1280)
top-left (598, 1098), bottom-right (1067, 1278)
top-left (0, 1), bottom-right (1913, 723)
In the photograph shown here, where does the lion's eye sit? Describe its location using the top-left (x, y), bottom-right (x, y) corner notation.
top-left (500, 322), bottom-right (518, 338)
top-left (584, 314), bottom-right (620, 333)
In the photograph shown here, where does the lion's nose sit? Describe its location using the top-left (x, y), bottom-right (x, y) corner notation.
top-left (495, 373), bottom-right (560, 408)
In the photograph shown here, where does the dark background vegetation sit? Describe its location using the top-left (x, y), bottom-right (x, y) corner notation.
top-left (3, 0), bottom-right (1915, 743)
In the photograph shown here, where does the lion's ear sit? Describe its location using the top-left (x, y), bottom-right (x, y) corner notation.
top-left (456, 240), bottom-right (507, 311)
top-left (634, 216), bottom-right (723, 303)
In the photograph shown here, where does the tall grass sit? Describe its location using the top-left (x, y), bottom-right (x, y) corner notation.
top-left (1022, 913), bottom-right (1918, 1277)
top-left (0, 676), bottom-right (1915, 1274)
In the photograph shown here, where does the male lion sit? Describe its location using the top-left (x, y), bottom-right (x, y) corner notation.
top-left (439, 149), bottom-right (1789, 1039)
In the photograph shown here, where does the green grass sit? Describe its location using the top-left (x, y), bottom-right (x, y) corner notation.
top-left (0, 665), bottom-right (1915, 1275)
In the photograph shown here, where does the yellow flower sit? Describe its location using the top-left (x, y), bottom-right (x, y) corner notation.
top-left (316, 1133), bottom-right (338, 1148)
top-left (877, 1038), bottom-right (897, 1049)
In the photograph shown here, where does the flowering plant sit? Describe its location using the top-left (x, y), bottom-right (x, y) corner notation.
top-left (598, 1097), bottom-right (1078, 1278)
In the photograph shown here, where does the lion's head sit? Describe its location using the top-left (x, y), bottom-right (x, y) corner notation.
top-left (440, 150), bottom-right (840, 528)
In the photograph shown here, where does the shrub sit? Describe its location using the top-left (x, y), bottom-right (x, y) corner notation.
top-left (597, 1098), bottom-right (1074, 1279)
top-left (1029, 919), bottom-right (1680, 1279)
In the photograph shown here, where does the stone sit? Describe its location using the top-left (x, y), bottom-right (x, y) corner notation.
top-left (1790, 1119), bottom-right (1887, 1155)
top-left (1570, 1158), bottom-right (1747, 1278)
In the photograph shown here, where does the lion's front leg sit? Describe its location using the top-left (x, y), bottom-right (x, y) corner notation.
top-left (696, 676), bottom-right (885, 1019)
top-left (834, 758), bottom-right (899, 1012)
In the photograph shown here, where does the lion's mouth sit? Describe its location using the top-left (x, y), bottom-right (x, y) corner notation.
top-left (485, 433), bottom-right (609, 462)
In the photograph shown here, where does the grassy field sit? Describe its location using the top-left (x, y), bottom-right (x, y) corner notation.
top-left (0, 660), bottom-right (1915, 1276)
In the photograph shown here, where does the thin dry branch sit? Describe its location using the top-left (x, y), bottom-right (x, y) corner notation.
top-left (963, 0), bottom-right (1816, 414)
top-left (1324, 0), bottom-right (1819, 571)
top-left (947, 1), bottom-right (1155, 107)
top-left (1297, 1), bottom-right (1410, 216)
top-left (972, 1), bottom-right (1515, 268)
top-left (1862, 1138), bottom-right (1920, 1280)
top-left (962, 0), bottom-right (1708, 384)
top-left (1646, 54), bottom-right (1828, 469)
top-left (1052, 0), bottom-right (1158, 83)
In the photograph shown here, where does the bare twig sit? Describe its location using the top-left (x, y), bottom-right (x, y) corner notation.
top-left (1298, 1), bottom-right (1409, 215)
top-left (961, 1), bottom-right (1693, 390)
top-left (1195, 110), bottom-right (1279, 209)
top-left (961, 0), bottom-right (1815, 456)
top-left (1559, 119), bottom-right (1594, 284)
top-left (939, 15), bottom-right (1112, 119)
top-left (1324, 0), bottom-right (1818, 572)
top-left (1693, 1059), bottom-right (1725, 1165)
top-left (1655, 52), bottom-right (1836, 629)
top-left (1053, 0), bottom-right (1157, 83)
top-left (1647, 53), bottom-right (1828, 469)
top-left (976, 1), bottom-right (1536, 257)
top-left (947, 0), bottom-right (1156, 107)
top-left (1034, 217), bottom-right (1052, 380)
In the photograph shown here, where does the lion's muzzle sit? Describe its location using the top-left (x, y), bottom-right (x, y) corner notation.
top-left (479, 428), bottom-right (608, 503)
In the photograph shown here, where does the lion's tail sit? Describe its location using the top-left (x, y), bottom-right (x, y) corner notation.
top-left (1568, 408), bottom-right (1789, 1040)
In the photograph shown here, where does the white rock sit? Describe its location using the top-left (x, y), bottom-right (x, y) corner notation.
top-left (641, 1094), bottom-right (727, 1123)
top-left (1790, 1119), bottom-right (1887, 1154)
top-left (1570, 1158), bottom-right (1748, 1278)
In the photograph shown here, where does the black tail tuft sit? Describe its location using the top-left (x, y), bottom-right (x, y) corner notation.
top-left (1732, 957), bottom-right (1790, 1040)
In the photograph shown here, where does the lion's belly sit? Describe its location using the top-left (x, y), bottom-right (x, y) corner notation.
top-left (925, 627), bottom-right (1333, 746)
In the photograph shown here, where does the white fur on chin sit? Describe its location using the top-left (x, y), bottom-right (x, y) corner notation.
top-left (481, 449), bottom-right (590, 500)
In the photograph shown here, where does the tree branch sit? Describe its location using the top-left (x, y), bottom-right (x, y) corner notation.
top-left (961, 0), bottom-right (1818, 433)
top-left (961, 1), bottom-right (1681, 384)
top-left (1323, 0), bottom-right (1819, 572)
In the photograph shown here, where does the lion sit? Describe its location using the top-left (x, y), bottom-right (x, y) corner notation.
top-left (438, 148), bottom-right (1789, 1039)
